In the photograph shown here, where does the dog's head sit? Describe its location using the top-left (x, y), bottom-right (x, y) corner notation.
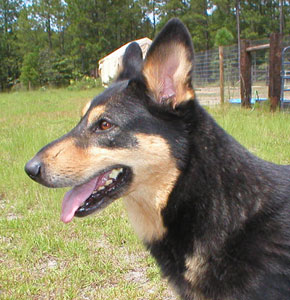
top-left (25, 19), bottom-right (195, 231)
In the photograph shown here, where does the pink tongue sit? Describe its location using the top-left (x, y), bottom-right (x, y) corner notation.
top-left (61, 172), bottom-right (111, 223)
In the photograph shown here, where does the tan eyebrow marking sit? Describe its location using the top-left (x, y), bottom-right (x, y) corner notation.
top-left (87, 105), bottom-right (106, 126)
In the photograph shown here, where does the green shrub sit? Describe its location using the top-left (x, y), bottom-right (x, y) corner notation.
top-left (67, 76), bottom-right (101, 90)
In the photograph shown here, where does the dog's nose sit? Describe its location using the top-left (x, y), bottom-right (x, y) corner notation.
top-left (25, 158), bottom-right (42, 179)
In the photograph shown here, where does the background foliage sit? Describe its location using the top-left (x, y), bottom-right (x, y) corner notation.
top-left (1, 0), bottom-right (290, 91)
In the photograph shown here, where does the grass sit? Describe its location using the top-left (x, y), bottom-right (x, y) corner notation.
top-left (208, 104), bottom-right (290, 165)
top-left (0, 88), bottom-right (289, 300)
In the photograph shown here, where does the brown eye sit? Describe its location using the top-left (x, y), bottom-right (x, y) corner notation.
top-left (99, 120), bottom-right (112, 130)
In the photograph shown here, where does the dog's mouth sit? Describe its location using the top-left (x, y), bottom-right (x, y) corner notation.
top-left (61, 166), bottom-right (132, 223)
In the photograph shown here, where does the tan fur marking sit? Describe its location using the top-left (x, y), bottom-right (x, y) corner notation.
top-left (87, 105), bottom-right (106, 125)
top-left (87, 133), bottom-right (180, 242)
top-left (81, 100), bottom-right (92, 117)
top-left (143, 43), bottom-right (194, 106)
top-left (184, 253), bottom-right (207, 286)
top-left (123, 134), bottom-right (180, 242)
top-left (41, 138), bottom-right (91, 185)
top-left (183, 253), bottom-right (209, 300)
top-left (40, 132), bottom-right (179, 242)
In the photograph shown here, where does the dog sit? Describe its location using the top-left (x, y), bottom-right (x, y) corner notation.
top-left (25, 19), bottom-right (290, 300)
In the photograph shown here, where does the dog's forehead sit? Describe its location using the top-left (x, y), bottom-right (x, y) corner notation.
top-left (82, 81), bottom-right (128, 123)
top-left (85, 80), bottom-right (146, 124)
top-left (91, 81), bottom-right (128, 107)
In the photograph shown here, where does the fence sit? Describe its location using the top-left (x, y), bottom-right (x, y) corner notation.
top-left (193, 35), bottom-right (290, 105)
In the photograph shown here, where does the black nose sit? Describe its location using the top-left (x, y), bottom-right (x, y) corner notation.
top-left (25, 159), bottom-right (41, 179)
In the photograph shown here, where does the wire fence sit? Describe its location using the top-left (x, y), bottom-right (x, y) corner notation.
top-left (193, 35), bottom-right (290, 105)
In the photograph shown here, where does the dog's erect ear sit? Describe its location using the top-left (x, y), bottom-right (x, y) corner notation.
top-left (117, 42), bottom-right (143, 81)
top-left (143, 18), bottom-right (195, 107)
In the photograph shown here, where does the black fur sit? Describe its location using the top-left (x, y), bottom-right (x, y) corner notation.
top-left (125, 19), bottom-right (290, 300)
top-left (148, 100), bottom-right (290, 300)
top-left (117, 42), bottom-right (143, 81)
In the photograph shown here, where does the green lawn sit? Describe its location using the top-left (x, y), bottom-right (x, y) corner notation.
top-left (0, 88), bottom-right (289, 300)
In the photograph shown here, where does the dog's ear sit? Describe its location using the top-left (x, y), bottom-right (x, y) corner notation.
top-left (117, 42), bottom-right (143, 81)
top-left (143, 18), bottom-right (195, 107)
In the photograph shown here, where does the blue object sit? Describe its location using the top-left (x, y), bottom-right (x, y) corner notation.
top-left (229, 98), bottom-right (268, 105)
top-left (281, 46), bottom-right (290, 110)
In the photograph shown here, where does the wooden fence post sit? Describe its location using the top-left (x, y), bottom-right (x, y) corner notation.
top-left (240, 39), bottom-right (252, 108)
top-left (219, 46), bottom-right (224, 104)
top-left (269, 33), bottom-right (282, 112)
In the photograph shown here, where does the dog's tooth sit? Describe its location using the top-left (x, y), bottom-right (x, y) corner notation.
top-left (105, 179), bottom-right (113, 186)
top-left (109, 169), bottom-right (120, 179)
top-left (98, 186), bottom-right (105, 191)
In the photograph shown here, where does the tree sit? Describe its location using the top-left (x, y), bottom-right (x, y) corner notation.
top-left (215, 27), bottom-right (234, 46)
top-left (156, 0), bottom-right (214, 52)
top-left (65, 0), bottom-right (152, 75)
top-left (31, 0), bottom-right (63, 49)
top-left (20, 51), bottom-right (40, 89)
top-left (0, 0), bottom-right (22, 90)
top-left (2, 0), bottom-right (290, 92)
top-left (188, 0), bottom-right (213, 51)
top-left (17, 6), bottom-right (46, 57)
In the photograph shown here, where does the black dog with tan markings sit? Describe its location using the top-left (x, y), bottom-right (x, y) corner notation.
top-left (25, 19), bottom-right (290, 300)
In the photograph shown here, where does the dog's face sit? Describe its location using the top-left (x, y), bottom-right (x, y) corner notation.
top-left (25, 19), bottom-right (195, 239)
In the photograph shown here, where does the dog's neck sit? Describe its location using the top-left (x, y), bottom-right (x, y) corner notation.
top-left (123, 163), bottom-right (180, 244)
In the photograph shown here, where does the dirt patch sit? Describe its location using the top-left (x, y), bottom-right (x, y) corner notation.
top-left (196, 84), bottom-right (269, 106)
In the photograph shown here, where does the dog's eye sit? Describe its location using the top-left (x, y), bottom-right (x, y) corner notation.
top-left (99, 120), bottom-right (112, 131)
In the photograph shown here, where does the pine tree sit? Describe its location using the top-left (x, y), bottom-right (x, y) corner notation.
top-left (0, 0), bottom-right (22, 90)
